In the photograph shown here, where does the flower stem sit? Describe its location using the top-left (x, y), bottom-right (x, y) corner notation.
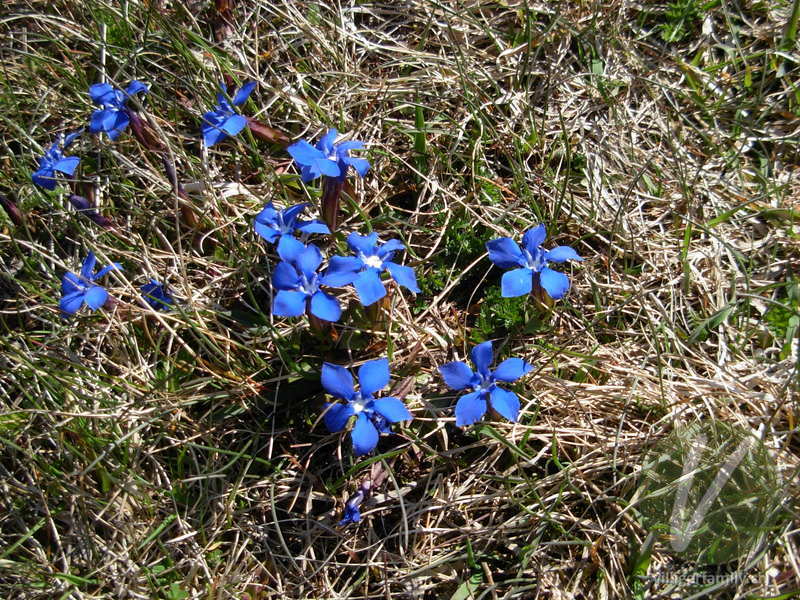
top-left (321, 176), bottom-right (344, 231)
top-left (160, 154), bottom-right (198, 229)
top-left (0, 193), bottom-right (23, 227)
top-left (245, 117), bottom-right (290, 146)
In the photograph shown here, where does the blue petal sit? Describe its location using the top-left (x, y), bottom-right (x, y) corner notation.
top-left (373, 397), bottom-right (412, 423)
top-left (338, 504), bottom-right (361, 526)
top-left (59, 291), bottom-right (85, 315)
top-left (317, 129), bottom-right (338, 154)
top-left (501, 268), bottom-right (533, 297)
top-left (201, 117), bottom-right (229, 147)
top-left (272, 261), bottom-right (301, 290)
top-left (323, 402), bottom-right (354, 433)
top-left (371, 413), bottom-right (392, 434)
top-left (89, 83), bottom-right (116, 105)
top-left (454, 390), bottom-right (487, 427)
top-left (336, 140), bottom-right (364, 152)
top-left (313, 157), bottom-right (341, 178)
top-left (438, 361), bottom-right (475, 390)
top-left (299, 165), bottom-right (316, 183)
top-left (385, 262), bottom-right (420, 293)
top-left (522, 225), bottom-right (547, 253)
top-left (351, 413), bottom-right (379, 455)
top-left (232, 81), bottom-right (256, 105)
top-left (63, 129), bottom-right (83, 148)
top-left (106, 124), bottom-right (126, 141)
top-left (61, 272), bottom-right (82, 295)
top-left (110, 110), bottom-right (130, 134)
top-left (81, 253), bottom-right (97, 279)
top-left (539, 267), bottom-right (570, 299)
top-left (53, 156), bottom-right (80, 176)
top-left (545, 246), bottom-right (583, 263)
top-left (281, 203), bottom-right (308, 228)
top-left (489, 386), bottom-right (520, 422)
top-left (296, 244), bottom-right (323, 278)
top-left (296, 220), bottom-right (331, 235)
top-left (89, 108), bottom-right (120, 134)
top-left (287, 139), bottom-right (326, 166)
top-left (341, 156), bottom-right (370, 178)
top-left (221, 114), bottom-right (247, 137)
top-left (321, 363), bottom-right (355, 400)
top-left (32, 168), bottom-right (56, 190)
top-left (272, 290), bottom-right (307, 317)
top-left (493, 358), bottom-right (533, 382)
top-left (310, 291), bottom-right (342, 322)
top-left (471, 341), bottom-right (494, 377)
top-left (255, 203), bottom-right (278, 225)
top-left (276, 235), bottom-right (305, 263)
top-left (94, 263), bottom-right (122, 279)
top-left (358, 358), bottom-right (390, 396)
top-left (377, 239), bottom-right (405, 259)
top-left (202, 128), bottom-right (227, 148)
top-left (254, 220), bottom-right (280, 243)
top-left (141, 280), bottom-right (173, 310)
top-left (486, 237), bottom-right (525, 269)
top-left (125, 80), bottom-right (148, 97)
top-left (353, 269), bottom-right (386, 307)
top-left (347, 232), bottom-right (379, 255)
top-left (83, 285), bottom-right (108, 310)
top-left (320, 256), bottom-right (362, 287)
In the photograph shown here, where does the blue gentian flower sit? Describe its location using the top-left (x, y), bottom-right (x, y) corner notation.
top-left (271, 237), bottom-right (359, 322)
top-left (287, 128), bottom-right (369, 183)
top-left (486, 224), bottom-right (582, 299)
top-left (254, 202), bottom-right (330, 245)
top-left (333, 232), bottom-right (420, 307)
top-left (31, 130), bottom-right (82, 190)
top-left (89, 80), bottom-right (148, 140)
top-left (439, 341), bottom-right (533, 427)
top-left (322, 358), bottom-right (412, 456)
top-left (60, 252), bottom-right (122, 315)
top-left (141, 279), bottom-right (173, 311)
top-left (201, 81), bottom-right (256, 147)
top-left (339, 503), bottom-right (361, 526)
top-left (338, 489), bottom-right (365, 526)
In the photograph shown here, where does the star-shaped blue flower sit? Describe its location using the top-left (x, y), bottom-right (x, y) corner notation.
top-left (60, 252), bottom-right (122, 315)
top-left (439, 341), bottom-right (533, 427)
top-left (141, 279), bottom-right (173, 311)
top-left (322, 358), bottom-right (412, 456)
top-left (271, 237), bottom-right (360, 322)
top-left (201, 81), bottom-right (256, 147)
top-left (330, 232), bottom-right (420, 307)
top-left (31, 130), bottom-right (82, 190)
top-left (486, 224), bottom-right (582, 299)
top-left (287, 128), bottom-right (369, 183)
top-left (88, 80), bottom-right (148, 140)
top-left (254, 202), bottom-right (330, 245)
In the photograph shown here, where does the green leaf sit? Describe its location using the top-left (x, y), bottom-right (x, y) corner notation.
top-left (165, 582), bottom-right (189, 600)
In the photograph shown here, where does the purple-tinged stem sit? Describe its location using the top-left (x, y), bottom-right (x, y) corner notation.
top-left (321, 176), bottom-right (343, 232)
top-left (245, 117), bottom-right (290, 147)
top-left (67, 194), bottom-right (114, 229)
top-left (0, 194), bottom-right (23, 227)
top-left (160, 154), bottom-right (198, 229)
top-left (127, 109), bottom-right (165, 152)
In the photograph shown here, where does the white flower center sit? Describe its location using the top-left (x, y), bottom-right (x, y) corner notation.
top-left (523, 247), bottom-right (546, 272)
top-left (363, 255), bottom-right (383, 270)
top-left (351, 400), bottom-right (366, 414)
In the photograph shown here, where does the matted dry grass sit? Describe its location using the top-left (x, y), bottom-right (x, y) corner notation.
top-left (0, 1), bottom-right (798, 598)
